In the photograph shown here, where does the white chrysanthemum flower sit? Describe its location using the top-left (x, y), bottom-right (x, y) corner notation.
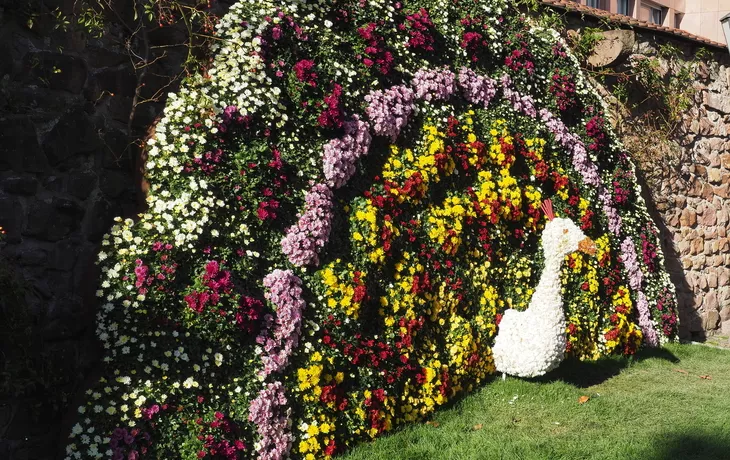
top-left (493, 217), bottom-right (592, 378)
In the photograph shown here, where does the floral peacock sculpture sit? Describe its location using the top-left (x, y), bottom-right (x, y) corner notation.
top-left (493, 200), bottom-right (597, 378)
top-left (63, 0), bottom-right (680, 459)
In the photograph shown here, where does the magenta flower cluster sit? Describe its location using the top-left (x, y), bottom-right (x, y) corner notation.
top-left (404, 8), bottom-right (436, 51)
top-left (504, 42), bottom-right (535, 75)
top-left (585, 115), bottom-right (608, 151)
top-left (236, 296), bottom-right (263, 334)
top-left (110, 427), bottom-right (150, 460)
top-left (613, 180), bottom-right (631, 205)
top-left (134, 259), bottom-right (153, 296)
top-left (221, 105), bottom-right (248, 125)
top-left (457, 67), bottom-right (497, 108)
top-left (656, 287), bottom-right (678, 337)
top-left (612, 166), bottom-right (634, 206)
top-left (184, 261), bottom-right (235, 313)
top-left (218, 105), bottom-right (250, 134)
top-left (411, 68), bottom-right (456, 102)
top-left (256, 269), bottom-right (306, 376)
top-left (248, 381), bottom-right (293, 460)
top-left (460, 31), bottom-right (487, 62)
top-left (640, 225), bottom-right (659, 273)
top-left (293, 59), bottom-right (317, 87)
top-left (549, 70), bottom-right (577, 112)
top-left (322, 117), bottom-right (372, 189)
top-left (358, 23), bottom-right (395, 74)
top-left (317, 83), bottom-right (344, 129)
top-left (364, 85), bottom-right (415, 141)
top-left (281, 184), bottom-right (335, 266)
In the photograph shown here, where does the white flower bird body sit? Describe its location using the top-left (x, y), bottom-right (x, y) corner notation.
top-left (492, 214), bottom-right (594, 378)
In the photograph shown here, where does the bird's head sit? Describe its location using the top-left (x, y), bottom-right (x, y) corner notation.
top-left (540, 200), bottom-right (596, 258)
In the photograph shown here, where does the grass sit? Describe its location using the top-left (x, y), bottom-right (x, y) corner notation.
top-left (341, 343), bottom-right (730, 460)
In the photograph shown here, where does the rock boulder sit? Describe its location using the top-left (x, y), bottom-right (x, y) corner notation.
top-left (587, 30), bottom-right (636, 68)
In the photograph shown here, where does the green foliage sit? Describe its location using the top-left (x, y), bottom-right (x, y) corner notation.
top-left (512, 0), bottom-right (541, 11)
top-left (537, 11), bottom-right (566, 31)
top-left (601, 41), bottom-right (701, 190)
top-left (76, 3), bottom-right (106, 38)
top-left (570, 27), bottom-right (605, 63)
top-left (51, 7), bottom-right (72, 32)
top-left (694, 46), bottom-right (713, 61)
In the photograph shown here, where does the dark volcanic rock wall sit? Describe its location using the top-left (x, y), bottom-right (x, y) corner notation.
top-left (0, 1), bottom-right (231, 458)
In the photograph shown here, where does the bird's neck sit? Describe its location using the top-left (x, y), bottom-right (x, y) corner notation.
top-left (543, 254), bottom-right (564, 276)
top-left (531, 255), bottom-right (564, 312)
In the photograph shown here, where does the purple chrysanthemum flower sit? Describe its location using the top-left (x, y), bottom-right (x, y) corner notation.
top-left (412, 67), bottom-right (456, 102)
top-left (457, 67), bottom-right (497, 108)
top-left (281, 184), bottom-right (334, 266)
top-left (322, 117), bottom-right (372, 189)
top-left (248, 381), bottom-right (293, 460)
top-left (256, 269), bottom-right (306, 376)
top-left (365, 85), bottom-right (415, 141)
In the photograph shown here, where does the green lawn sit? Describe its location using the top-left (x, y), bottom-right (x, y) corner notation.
top-left (342, 343), bottom-right (730, 460)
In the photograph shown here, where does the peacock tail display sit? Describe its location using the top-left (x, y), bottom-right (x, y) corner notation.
top-left (64, 1), bottom-right (679, 459)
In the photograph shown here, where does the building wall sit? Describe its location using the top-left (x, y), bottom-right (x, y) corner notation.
top-left (626, 40), bottom-right (730, 341)
top-left (0, 2), bottom-right (233, 458)
top-left (680, 1), bottom-right (730, 44)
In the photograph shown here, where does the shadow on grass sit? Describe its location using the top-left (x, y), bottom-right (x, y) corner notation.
top-left (646, 433), bottom-right (730, 460)
top-left (431, 347), bottom-right (682, 417)
top-left (536, 347), bottom-right (680, 388)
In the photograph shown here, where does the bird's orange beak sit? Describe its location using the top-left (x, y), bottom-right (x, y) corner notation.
top-left (578, 237), bottom-right (597, 256)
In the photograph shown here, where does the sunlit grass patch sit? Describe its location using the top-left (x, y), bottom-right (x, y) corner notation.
top-left (342, 343), bottom-right (730, 460)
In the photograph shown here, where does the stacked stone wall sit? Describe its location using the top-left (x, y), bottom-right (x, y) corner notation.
top-left (662, 61), bottom-right (730, 339)
top-left (571, 17), bottom-right (730, 342)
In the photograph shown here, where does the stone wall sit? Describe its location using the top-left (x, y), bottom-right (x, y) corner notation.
top-left (0, 1), bottom-right (230, 458)
top-left (568, 15), bottom-right (730, 342)
top-left (659, 58), bottom-right (730, 340)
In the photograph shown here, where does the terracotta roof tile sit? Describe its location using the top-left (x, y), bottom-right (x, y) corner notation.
top-left (539, 0), bottom-right (726, 49)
